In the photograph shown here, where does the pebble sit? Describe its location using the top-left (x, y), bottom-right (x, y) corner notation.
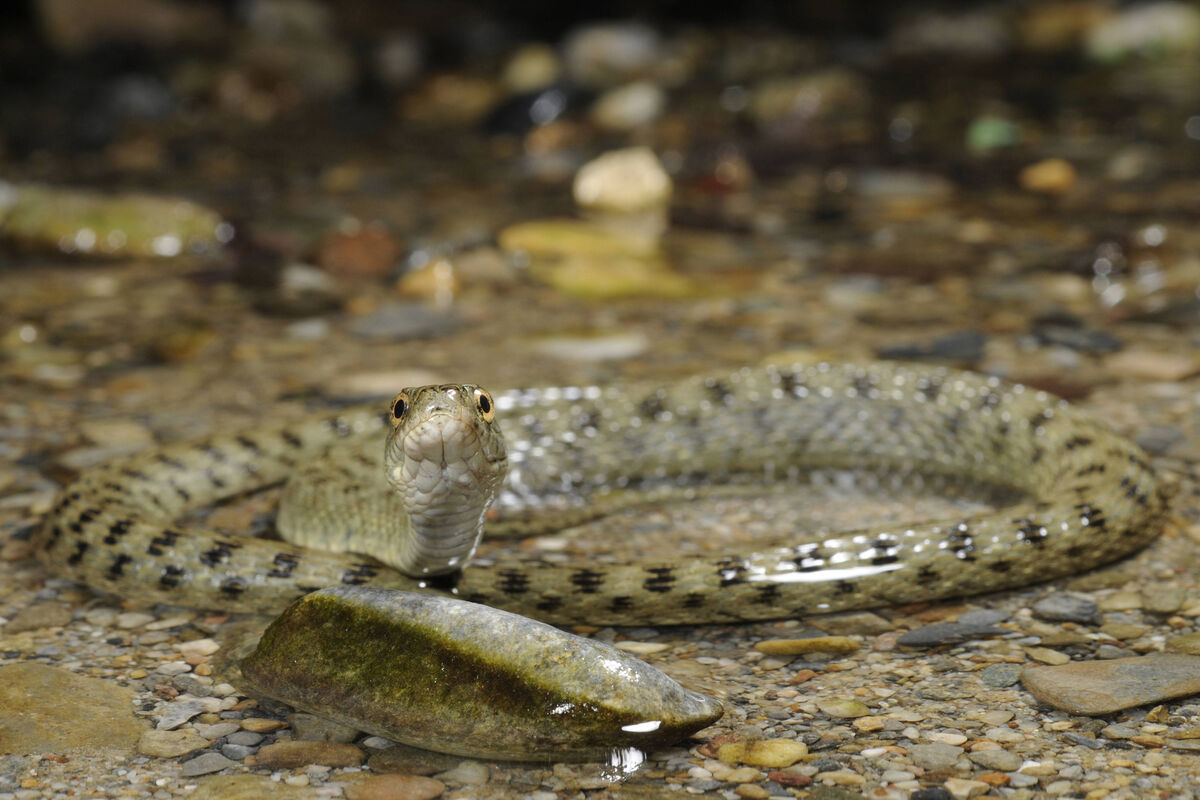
top-left (137, 729), bottom-right (209, 758)
top-left (434, 760), bottom-right (490, 785)
top-left (1024, 646), bottom-right (1071, 665)
top-left (1103, 350), bottom-right (1200, 382)
top-left (116, 611), bottom-right (157, 629)
top-left (906, 743), bottom-right (963, 770)
top-left (612, 641), bottom-right (671, 655)
top-left (1098, 590), bottom-right (1144, 611)
top-left (967, 748), bottom-right (1023, 771)
top-left (980, 663), bottom-right (1024, 687)
top-left (756, 636), bottom-right (859, 656)
top-left (315, 222), bottom-right (403, 279)
top-left (3, 602), bottom-right (73, 633)
top-left (220, 743), bottom-right (257, 761)
top-left (943, 777), bottom-right (991, 799)
top-left (734, 784), bottom-right (770, 799)
top-left (175, 638), bottom-right (220, 660)
top-left (155, 661), bottom-right (192, 676)
top-left (717, 739), bottom-right (808, 768)
top-left (225, 730), bottom-right (264, 746)
top-left (897, 611), bottom-right (1009, 647)
top-left (194, 722), bottom-right (241, 739)
top-left (1031, 593), bottom-right (1100, 624)
top-left (590, 81), bottom-right (666, 131)
top-left (1018, 158), bottom-right (1077, 194)
top-left (156, 699), bottom-right (208, 730)
top-left (877, 330), bottom-right (988, 365)
top-left (343, 774), bottom-right (447, 800)
top-left (179, 752), bottom-right (236, 777)
top-left (1085, 1), bottom-right (1200, 61)
top-left (572, 147), bottom-right (672, 213)
top-left (348, 302), bottom-right (461, 341)
top-left (562, 21), bottom-right (661, 87)
top-left (1023, 653), bottom-right (1200, 714)
top-left (288, 712), bottom-right (361, 743)
top-left (0, 663), bottom-right (143, 753)
top-left (253, 740), bottom-right (365, 768)
top-left (815, 698), bottom-right (871, 718)
top-left (240, 717), bottom-right (289, 733)
top-left (501, 43), bottom-right (560, 93)
top-left (1165, 633), bottom-right (1200, 654)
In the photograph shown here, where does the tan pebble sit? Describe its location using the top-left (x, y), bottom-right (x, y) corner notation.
top-left (766, 771), bottom-right (812, 787)
top-left (1023, 653), bottom-right (1200, 714)
top-left (979, 710), bottom-right (1014, 725)
top-left (283, 775), bottom-right (309, 787)
top-left (755, 636), bottom-right (860, 656)
top-left (144, 614), bottom-right (195, 631)
top-left (1100, 623), bottom-right (1148, 641)
top-left (396, 257), bottom-right (458, 304)
top-left (1146, 705), bottom-right (1170, 723)
top-left (194, 663), bottom-right (213, 677)
top-left (734, 784), bottom-right (770, 800)
top-left (724, 767), bottom-right (762, 782)
top-left (977, 772), bottom-right (1010, 787)
top-left (137, 729), bottom-right (210, 758)
top-left (1103, 350), bottom-right (1199, 382)
top-left (930, 733), bottom-right (968, 746)
top-left (816, 698), bottom-right (870, 718)
top-left (316, 221), bottom-right (404, 279)
top-left (943, 777), bottom-right (992, 799)
top-left (255, 740), bottom-right (365, 769)
top-left (128, 669), bottom-right (148, 679)
top-left (175, 639), bottom-right (220, 659)
top-left (1021, 762), bottom-right (1058, 776)
top-left (853, 716), bottom-right (888, 732)
top-left (717, 739), bottom-right (808, 768)
top-left (613, 641), bottom-right (671, 655)
top-left (1164, 633), bottom-right (1200, 654)
top-left (1024, 646), bottom-right (1071, 665)
top-left (1046, 721), bottom-right (1076, 731)
top-left (1018, 158), bottom-right (1077, 194)
top-left (573, 146), bottom-right (672, 213)
top-left (788, 669), bottom-right (818, 684)
top-left (343, 773), bottom-right (446, 800)
top-left (1132, 734), bottom-right (1165, 747)
top-left (1098, 591), bottom-right (1144, 612)
top-left (240, 717), bottom-right (289, 733)
top-left (116, 612), bottom-right (156, 630)
top-left (816, 770), bottom-right (865, 785)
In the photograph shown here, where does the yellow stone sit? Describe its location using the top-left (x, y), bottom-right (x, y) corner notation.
top-left (718, 739), bottom-right (808, 768)
top-left (755, 636), bottom-right (860, 656)
top-left (498, 219), bottom-right (659, 259)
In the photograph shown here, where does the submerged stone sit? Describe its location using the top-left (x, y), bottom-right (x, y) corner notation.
top-left (241, 587), bottom-right (723, 762)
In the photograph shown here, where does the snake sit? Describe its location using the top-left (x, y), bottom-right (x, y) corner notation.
top-left (37, 361), bottom-right (1172, 626)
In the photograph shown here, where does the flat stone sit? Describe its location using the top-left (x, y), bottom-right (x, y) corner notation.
top-left (225, 730), bottom-right (264, 746)
top-left (967, 748), bottom-right (1022, 771)
top-left (194, 722), bottom-right (241, 739)
top-left (156, 699), bottom-right (208, 730)
top-left (344, 774), bottom-right (446, 800)
top-left (0, 662), bottom-right (144, 754)
top-left (220, 744), bottom-right (257, 760)
top-left (433, 760), bottom-right (489, 785)
top-left (1166, 634), bottom-right (1200, 655)
top-left (717, 739), bottom-right (808, 768)
top-left (756, 636), bottom-right (860, 656)
top-left (188, 775), bottom-right (315, 800)
top-left (1031, 593), bottom-right (1099, 624)
top-left (4, 602), bottom-right (73, 633)
top-left (254, 740), bottom-right (365, 768)
top-left (1022, 654), bottom-right (1200, 714)
top-left (944, 777), bottom-right (992, 799)
top-left (288, 712), bottom-right (360, 743)
top-left (980, 663), bottom-right (1024, 687)
top-left (138, 729), bottom-right (209, 758)
top-left (815, 698), bottom-right (871, 718)
top-left (1144, 584), bottom-right (1186, 614)
top-left (239, 717), bottom-right (288, 733)
top-left (897, 613), bottom-right (1009, 648)
top-left (179, 752), bottom-right (236, 777)
top-left (906, 742), bottom-right (963, 770)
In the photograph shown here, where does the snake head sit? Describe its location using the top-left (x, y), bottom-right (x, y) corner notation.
top-left (383, 385), bottom-right (509, 532)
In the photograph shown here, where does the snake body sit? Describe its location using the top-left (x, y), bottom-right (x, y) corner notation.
top-left (38, 362), bottom-right (1171, 625)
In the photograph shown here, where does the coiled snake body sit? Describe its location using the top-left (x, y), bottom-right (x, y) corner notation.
top-left (39, 362), bottom-right (1171, 625)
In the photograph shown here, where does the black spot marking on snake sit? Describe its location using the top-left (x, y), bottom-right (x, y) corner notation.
top-left (204, 469), bottom-right (226, 489)
top-left (852, 374), bottom-right (877, 397)
top-left (916, 377), bottom-right (943, 401)
top-left (47, 524), bottom-right (63, 543)
top-left (1065, 435), bottom-right (1094, 450)
top-left (77, 508), bottom-right (100, 524)
top-left (704, 377), bottom-right (733, 406)
top-left (916, 565), bottom-right (940, 585)
top-left (199, 540), bottom-right (242, 567)
top-left (168, 479), bottom-right (191, 502)
top-left (121, 468), bottom-right (150, 482)
top-left (201, 443), bottom-right (228, 462)
top-left (683, 592), bottom-right (706, 608)
top-left (946, 523), bottom-right (976, 560)
top-left (835, 580), bottom-right (855, 595)
top-left (106, 553), bottom-right (133, 579)
top-left (639, 392), bottom-right (668, 421)
top-left (609, 596), bottom-right (634, 612)
top-left (978, 389), bottom-right (1003, 410)
top-left (536, 596), bottom-right (565, 613)
top-left (159, 564), bottom-right (185, 587)
top-left (776, 369), bottom-right (807, 397)
top-left (341, 564), bottom-right (376, 585)
top-left (1015, 519), bottom-right (1049, 546)
top-left (753, 583), bottom-right (781, 604)
top-left (146, 529), bottom-right (182, 556)
top-left (267, 553), bottom-right (299, 579)
top-left (497, 568), bottom-right (530, 595)
top-left (220, 578), bottom-right (247, 596)
top-left (1066, 544), bottom-right (1086, 558)
top-left (104, 519), bottom-right (134, 545)
top-left (282, 431), bottom-right (303, 448)
top-left (422, 572), bottom-right (461, 591)
top-left (1076, 463), bottom-right (1106, 477)
top-left (716, 558), bottom-right (747, 587)
top-left (67, 540), bottom-right (89, 565)
top-left (156, 455), bottom-right (188, 471)
top-left (570, 568), bottom-right (605, 593)
top-left (643, 567), bottom-right (675, 593)
top-left (236, 436), bottom-right (262, 455)
top-left (988, 560), bottom-right (1013, 573)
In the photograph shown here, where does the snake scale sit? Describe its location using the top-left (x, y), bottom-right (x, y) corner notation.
top-left (38, 362), bottom-right (1171, 625)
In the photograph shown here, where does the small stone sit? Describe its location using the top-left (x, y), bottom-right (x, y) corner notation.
top-left (344, 774), bottom-right (446, 800)
top-left (1019, 158), bottom-right (1077, 194)
top-left (756, 636), bottom-right (860, 656)
top-left (877, 330), bottom-right (988, 365)
top-left (179, 752), bottom-right (236, 777)
top-left (1024, 646), bottom-right (1071, 666)
top-left (1100, 622), bottom-right (1148, 641)
top-left (225, 731), bottom-right (264, 747)
top-left (811, 611), bottom-right (895, 636)
top-left (116, 611), bottom-right (156, 629)
top-left (175, 638), bottom-right (220, 660)
top-left (1103, 350), bottom-right (1200, 382)
top-left (434, 760), bottom-right (489, 785)
top-left (723, 767), bottom-right (762, 782)
top-left (349, 302), bottom-right (461, 341)
top-left (978, 710), bottom-right (1014, 725)
top-left (967, 749), bottom-right (1022, 771)
top-left (194, 722), bottom-right (241, 739)
top-left (315, 221), bottom-right (403, 279)
top-left (138, 729), bottom-right (209, 758)
top-left (3, 602), bottom-right (73, 633)
top-left (157, 699), bottom-right (208, 730)
top-left (240, 718), bottom-right (288, 733)
top-left (980, 663), bottom-right (1024, 687)
top-left (907, 743), bottom-right (963, 770)
top-left (612, 641), bottom-right (671, 656)
top-left (1031, 593), bottom-right (1099, 624)
top-left (943, 777), bottom-right (991, 799)
top-left (254, 741), bottom-right (364, 769)
top-left (816, 698), bottom-right (871, 718)
top-left (590, 81), bottom-right (666, 132)
top-left (734, 784), bottom-right (770, 800)
top-left (573, 147), bottom-right (672, 213)
top-left (155, 661), bottom-right (192, 676)
top-left (717, 739), bottom-right (808, 768)
top-left (1165, 633), bottom-right (1200, 655)
top-left (220, 744), bottom-right (257, 761)
top-left (852, 716), bottom-right (887, 732)
top-left (1023, 653), bottom-right (1200, 714)
top-left (929, 732), bottom-right (968, 746)
top-left (288, 712), bottom-right (360, 743)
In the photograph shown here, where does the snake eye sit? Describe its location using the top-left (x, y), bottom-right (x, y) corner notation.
top-left (391, 392), bottom-right (409, 422)
top-left (474, 388), bottom-right (495, 423)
